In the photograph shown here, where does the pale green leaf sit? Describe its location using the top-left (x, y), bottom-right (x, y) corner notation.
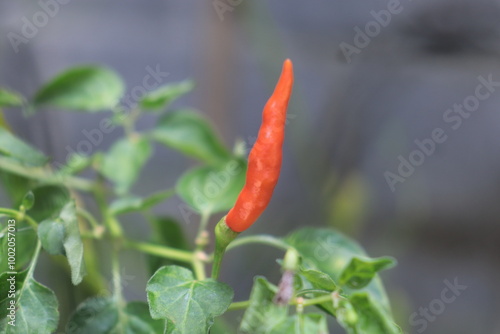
top-left (176, 159), bottom-right (246, 215)
top-left (146, 265), bottom-right (233, 334)
top-left (150, 109), bottom-right (231, 165)
top-left (34, 66), bottom-right (124, 112)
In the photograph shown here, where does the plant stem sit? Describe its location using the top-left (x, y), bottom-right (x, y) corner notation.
top-left (0, 208), bottom-right (38, 230)
top-left (192, 212), bottom-right (210, 280)
top-left (293, 294), bottom-right (333, 307)
top-left (26, 241), bottom-right (42, 279)
top-left (226, 234), bottom-right (291, 252)
top-left (0, 156), bottom-right (94, 191)
top-left (124, 239), bottom-right (193, 263)
top-left (111, 249), bottom-right (124, 304)
top-left (192, 255), bottom-right (206, 281)
top-left (76, 208), bottom-right (100, 229)
top-left (227, 300), bottom-right (251, 311)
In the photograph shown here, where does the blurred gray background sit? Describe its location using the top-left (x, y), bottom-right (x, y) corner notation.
top-left (2, 0), bottom-right (500, 333)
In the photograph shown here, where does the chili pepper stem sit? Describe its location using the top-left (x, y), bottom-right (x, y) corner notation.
top-left (211, 217), bottom-right (239, 280)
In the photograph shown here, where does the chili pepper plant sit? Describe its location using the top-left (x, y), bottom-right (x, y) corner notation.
top-left (0, 60), bottom-right (401, 333)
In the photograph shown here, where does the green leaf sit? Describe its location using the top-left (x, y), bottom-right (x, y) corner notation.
top-left (240, 277), bottom-right (287, 334)
top-left (59, 201), bottom-right (86, 285)
top-left (34, 66), bottom-right (124, 112)
top-left (150, 109), bottom-right (231, 165)
top-left (0, 128), bottom-right (48, 166)
top-left (99, 137), bottom-right (152, 195)
top-left (147, 217), bottom-right (190, 274)
top-left (146, 265), bottom-right (233, 334)
top-left (348, 292), bottom-right (402, 334)
top-left (268, 314), bottom-right (329, 334)
top-left (285, 228), bottom-right (400, 334)
top-left (176, 158), bottom-right (246, 215)
top-left (27, 185), bottom-right (70, 222)
top-left (37, 219), bottom-right (65, 255)
top-left (0, 222), bottom-right (37, 272)
top-left (20, 191), bottom-right (35, 210)
top-left (0, 89), bottom-right (23, 107)
top-left (0, 271), bottom-right (59, 334)
top-left (109, 189), bottom-right (175, 216)
top-left (0, 172), bottom-right (34, 208)
top-left (66, 297), bottom-right (164, 334)
top-left (339, 257), bottom-right (396, 290)
top-left (300, 269), bottom-right (337, 292)
top-left (140, 80), bottom-right (194, 111)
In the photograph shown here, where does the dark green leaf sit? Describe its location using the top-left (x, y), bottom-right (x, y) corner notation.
top-left (0, 128), bottom-right (48, 166)
top-left (66, 297), bottom-right (163, 334)
top-left (0, 271), bottom-right (59, 334)
top-left (146, 265), bottom-right (233, 334)
top-left (109, 189), bottom-right (174, 216)
top-left (27, 185), bottom-right (70, 222)
top-left (0, 172), bottom-right (35, 208)
top-left (38, 219), bottom-right (65, 255)
top-left (176, 159), bottom-right (246, 215)
top-left (59, 201), bottom-right (86, 285)
top-left (99, 137), bottom-right (152, 195)
top-left (339, 257), bottom-right (396, 290)
top-left (20, 191), bottom-right (35, 210)
top-left (34, 66), bottom-right (124, 112)
top-left (150, 109), bottom-right (231, 165)
top-left (0, 221), bottom-right (37, 272)
top-left (240, 277), bottom-right (287, 333)
top-left (140, 80), bottom-right (194, 111)
top-left (0, 89), bottom-right (23, 107)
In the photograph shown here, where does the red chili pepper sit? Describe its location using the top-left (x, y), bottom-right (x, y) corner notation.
top-left (225, 59), bottom-right (294, 232)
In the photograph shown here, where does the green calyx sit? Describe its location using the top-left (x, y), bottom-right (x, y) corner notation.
top-left (211, 217), bottom-right (239, 280)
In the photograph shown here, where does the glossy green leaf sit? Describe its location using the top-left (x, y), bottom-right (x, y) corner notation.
top-left (339, 257), bottom-right (396, 290)
top-left (151, 109), bottom-right (231, 165)
top-left (0, 89), bottom-right (23, 107)
top-left (240, 277), bottom-right (287, 334)
top-left (27, 185), bottom-right (70, 222)
top-left (99, 137), bottom-right (152, 195)
top-left (37, 219), bottom-right (65, 255)
top-left (176, 159), bottom-right (246, 215)
top-left (0, 271), bottom-right (59, 334)
top-left (109, 189), bottom-right (174, 216)
top-left (34, 66), bottom-right (124, 112)
top-left (59, 201), bottom-right (86, 285)
top-left (140, 80), bottom-right (194, 111)
top-left (146, 265), bottom-right (233, 334)
top-left (0, 128), bottom-right (48, 166)
top-left (66, 297), bottom-right (164, 334)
